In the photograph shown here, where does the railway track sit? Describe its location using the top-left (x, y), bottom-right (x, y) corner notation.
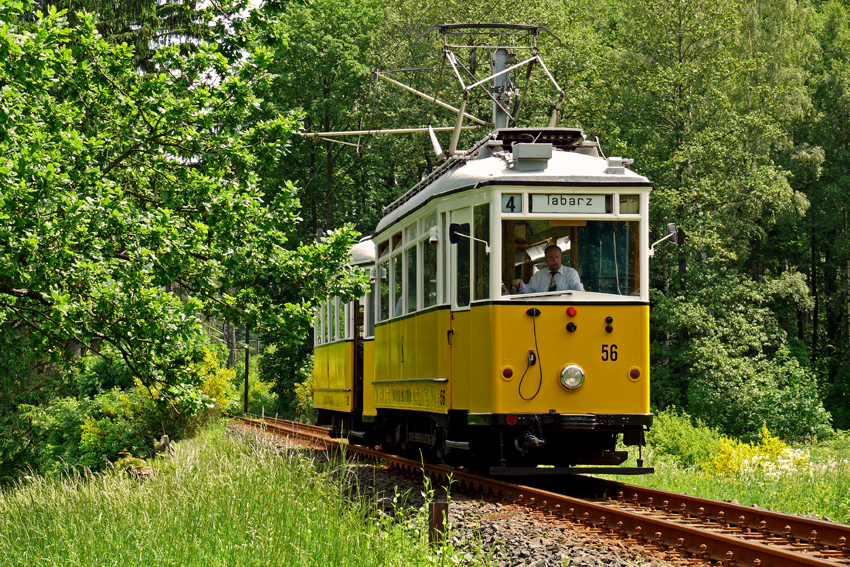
top-left (234, 415), bottom-right (850, 567)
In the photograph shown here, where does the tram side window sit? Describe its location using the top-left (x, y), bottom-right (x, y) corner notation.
top-left (326, 301), bottom-right (333, 342)
top-left (455, 223), bottom-right (470, 307)
top-left (406, 245), bottom-right (417, 314)
top-left (421, 212), bottom-right (438, 309)
top-left (315, 305), bottom-right (322, 346)
top-left (423, 236), bottom-right (438, 308)
top-left (379, 260), bottom-right (389, 321)
top-left (337, 298), bottom-right (345, 340)
top-left (365, 286), bottom-right (375, 337)
top-left (392, 253), bottom-right (403, 317)
top-left (473, 204), bottom-right (490, 301)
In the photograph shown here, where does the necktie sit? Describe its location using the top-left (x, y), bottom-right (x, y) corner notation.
top-left (548, 272), bottom-right (558, 291)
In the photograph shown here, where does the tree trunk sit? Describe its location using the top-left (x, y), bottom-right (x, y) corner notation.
top-left (224, 322), bottom-right (237, 369)
top-left (325, 140), bottom-right (334, 229)
top-left (811, 225), bottom-right (819, 365)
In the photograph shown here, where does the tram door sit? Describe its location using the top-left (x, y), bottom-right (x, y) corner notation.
top-left (449, 207), bottom-right (472, 410)
top-left (352, 301), bottom-right (364, 412)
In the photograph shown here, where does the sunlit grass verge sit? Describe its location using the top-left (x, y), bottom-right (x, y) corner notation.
top-left (0, 425), bottom-right (460, 567)
top-left (605, 431), bottom-right (850, 524)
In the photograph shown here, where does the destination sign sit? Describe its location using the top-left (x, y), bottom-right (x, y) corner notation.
top-left (530, 194), bottom-right (607, 214)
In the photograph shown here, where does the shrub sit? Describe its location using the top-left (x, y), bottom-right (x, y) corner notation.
top-left (645, 407), bottom-right (723, 468)
top-left (702, 423), bottom-right (811, 476)
top-left (259, 342), bottom-right (312, 417)
top-left (294, 374), bottom-right (316, 423)
top-left (74, 355), bottom-right (135, 399)
top-left (18, 345), bottom-right (238, 477)
top-left (688, 347), bottom-right (832, 442)
top-left (192, 347), bottom-right (239, 429)
top-left (77, 390), bottom-right (151, 469)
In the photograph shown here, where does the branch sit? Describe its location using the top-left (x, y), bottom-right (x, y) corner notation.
top-left (0, 285), bottom-right (49, 304)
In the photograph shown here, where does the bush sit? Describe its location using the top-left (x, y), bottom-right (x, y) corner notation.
top-left (77, 390), bottom-right (151, 469)
top-left (194, 347), bottom-right (239, 429)
top-left (293, 373), bottom-right (316, 423)
top-left (702, 423), bottom-right (811, 476)
top-left (688, 347), bottom-right (832, 442)
top-left (258, 342), bottom-right (312, 417)
top-left (18, 345), bottom-right (239, 477)
top-left (75, 355), bottom-right (135, 399)
top-left (646, 407), bottom-right (723, 468)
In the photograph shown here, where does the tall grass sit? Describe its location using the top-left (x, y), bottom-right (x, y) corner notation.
top-left (619, 451), bottom-right (850, 522)
top-left (0, 425), bottom-right (457, 566)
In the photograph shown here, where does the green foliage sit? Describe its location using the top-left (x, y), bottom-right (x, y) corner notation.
top-left (240, 363), bottom-right (280, 416)
top-left (645, 407), bottom-right (723, 468)
top-left (0, 0), bottom-right (366, 393)
top-left (74, 353), bottom-right (135, 399)
top-left (294, 373), bottom-right (316, 424)
top-left (197, 348), bottom-right (239, 418)
top-left (77, 390), bottom-right (151, 469)
top-left (687, 342), bottom-right (832, 442)
top-left (13, 345), bottom-right (239, 477)
top-left (20, 389), bottom-right (150, 474)
top-left (113, 452), bottom-right (147, 473)
top-left (258, 343), bottom-right (312, 417)
top-left (615, 429), bottom-right (849, 522)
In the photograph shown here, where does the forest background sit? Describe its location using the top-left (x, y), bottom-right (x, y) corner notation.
top-left (1, 0), bottom-right (848, 481)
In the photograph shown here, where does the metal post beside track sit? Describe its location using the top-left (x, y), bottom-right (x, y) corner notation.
top-left (428, 502), bottom-right (449, 545)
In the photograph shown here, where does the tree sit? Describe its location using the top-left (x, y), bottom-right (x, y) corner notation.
top-left (806, 0), bottom-right (850, 428)
top-left (0, 3), bottom-right (365, 411)
top-left (600, 0), bottom-right (828, 437)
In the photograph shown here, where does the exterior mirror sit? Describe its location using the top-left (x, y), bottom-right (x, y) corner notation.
top-left (448, 223), bottom-right (461, 244)
top-left (666, 223), bottom-right (677, 245)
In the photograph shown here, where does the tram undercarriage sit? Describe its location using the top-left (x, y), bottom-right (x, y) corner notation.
top-left (318, 408), bottom-right (654, 476)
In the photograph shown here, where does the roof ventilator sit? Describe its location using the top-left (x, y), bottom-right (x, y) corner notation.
top-left (513, 142), bottom-right (552, 171)
top-left (605, 156), bottom-right (633, 175)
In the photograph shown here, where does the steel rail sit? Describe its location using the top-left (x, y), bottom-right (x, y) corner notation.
top-left (233, 417), bottom-right (849, 567)
top-left (580, 477), bottom-right (850, 560)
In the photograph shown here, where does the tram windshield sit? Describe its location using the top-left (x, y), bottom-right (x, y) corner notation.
top-left (501, 219), bottom-right (640, 297)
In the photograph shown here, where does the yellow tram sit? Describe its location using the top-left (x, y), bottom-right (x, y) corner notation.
top-left (312, 24), bottom-right (665, 475)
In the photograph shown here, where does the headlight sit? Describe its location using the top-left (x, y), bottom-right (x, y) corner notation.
top-left (559, 364), bottom-right (585, 390)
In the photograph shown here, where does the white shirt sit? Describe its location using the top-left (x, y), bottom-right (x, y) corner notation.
top-left (519, 266), bottom-right (584, 293)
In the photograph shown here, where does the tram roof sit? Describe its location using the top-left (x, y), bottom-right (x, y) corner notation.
top-left (374, 131), bottom-right (652, 236)
top-left (349, 237), bottom-right (375, 266)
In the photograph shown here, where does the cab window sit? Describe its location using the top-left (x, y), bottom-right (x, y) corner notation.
top-left (455, 223), bottom-right (470, 307)
top-left (502, 219), bottom-right (640, 296)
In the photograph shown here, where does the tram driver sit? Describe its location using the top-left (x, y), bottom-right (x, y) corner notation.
top-left (512, 244), bottom-right (584, 294)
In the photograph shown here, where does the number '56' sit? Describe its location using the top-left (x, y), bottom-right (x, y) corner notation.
top-left (601, 344), bottom-right (618, 361)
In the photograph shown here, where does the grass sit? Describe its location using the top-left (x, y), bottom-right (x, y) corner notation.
top-left (0, 424), bottom-right (462, 567)
top-left (606, 432), bottom-right (850, 524)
